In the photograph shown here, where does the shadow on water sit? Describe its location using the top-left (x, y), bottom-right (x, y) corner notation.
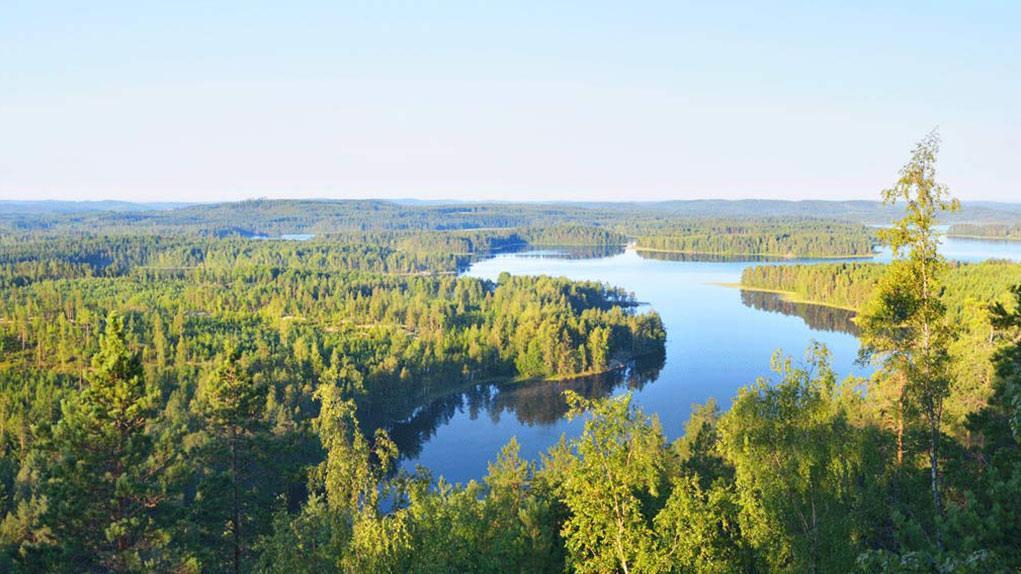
top-left (740, 290), bottom-right (859, 336)
top-left (376, 351), bottom-right (665, 462)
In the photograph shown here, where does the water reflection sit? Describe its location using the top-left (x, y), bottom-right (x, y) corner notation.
top-left (503, 244), bottom-right (627, 260)
top-left (636, 250), bottom-right (810, 263)
top-left (740, 290), bottom-right (859, 336)
top-left (379, 352), bottom-right (665, 462)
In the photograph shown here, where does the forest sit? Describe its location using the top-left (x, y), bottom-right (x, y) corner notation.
top-left (6, 197), bottom-right (1021, 260)
top-left (0, 230), bottom-right (665, 572)
top-left (741, 259), bottom-right (1021, 438)
top-left (633, 219), bottom-right (876, 258)
top-left (5, 199), bottom-right (1021, 237)
top-left (2, 137), bottom-right (1021, 572)
top-left (949, 223), bottom-right (1021, 241)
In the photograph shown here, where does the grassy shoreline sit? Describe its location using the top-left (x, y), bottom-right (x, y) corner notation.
top-left (716, 282), bottom-right (861, 312)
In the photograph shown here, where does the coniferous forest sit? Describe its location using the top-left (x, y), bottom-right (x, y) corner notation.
top-left (2, 137), bottom-right (1021, 573)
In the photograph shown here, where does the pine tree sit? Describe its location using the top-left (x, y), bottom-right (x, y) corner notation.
top-left (45, 311), bottom-right (163, 571)
top-left (152, 313), bottom-right (169, 368)
top-left (197, 347), bottom-right (266, 574)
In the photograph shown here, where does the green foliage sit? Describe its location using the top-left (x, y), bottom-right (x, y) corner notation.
top-left (653, 476), bottom-right (746, 573)
top-left (43, 312), bottom-right (166, 571)
top-left (0, 228), bottom-right (664, 571)
top-left (196, 349), bottom-right (268, 573)
top-left (741, 261), bottom-right (884, 310)
top-left (199, 348), bottom-right (266, 433)
top-left (2, 191), bottom-right (1021, 571)
top-left (635, 219), bottom-right (876, 258)
top-left (718, 347), bottom-right (871, 573)
top-left (858, 130), bottom-right (958, 550)
top-left (546, 392), bottom-right (667, 573)
top-left (949, 222), bottom-right (1021, 241)
top-left (3, 198), bottom-right (1018, 239)
top-left (741, 259), bottom-right (1021, 436)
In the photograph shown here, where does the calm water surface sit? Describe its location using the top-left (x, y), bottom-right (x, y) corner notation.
top-left (390, 236), bottom-right (1021, 484)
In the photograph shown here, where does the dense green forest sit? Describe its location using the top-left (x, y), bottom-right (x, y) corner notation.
top-left (634, 219), bottom-right (876, 258)
top-left (741, 259), bottom-right (1021, 314)
top-left (741, 260), bottom-right (1021, 436)
top-left (1, 200), bottom-right (880, 259)
top-left (6, 197), bottom-right (1020, 258)
top-left (3, 138), bottom-right (1021, 571)
top-left (5, 199), bottom-right (1021, 234)
top-left (0, 229), bottom-right (667, 572)
top-left (949, 223), bottom-right (1021, 241)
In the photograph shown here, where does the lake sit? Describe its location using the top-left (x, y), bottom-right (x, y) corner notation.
top-left (388, 236), bottom-right (1021, 485)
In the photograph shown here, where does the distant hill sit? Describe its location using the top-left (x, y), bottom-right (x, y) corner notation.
top-left (2, 198), bottom-right (1019, 237)
top-left (565, 199), bottom-right (1021, 224)
top-left (0, 200), bottom-right (194, 214)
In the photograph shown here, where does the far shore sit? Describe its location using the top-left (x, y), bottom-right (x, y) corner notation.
top-left (715, 282), bottom-right (861, 313)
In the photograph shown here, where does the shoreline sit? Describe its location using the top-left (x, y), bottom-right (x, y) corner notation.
top-left (385, 350), bottom-right (663, 419)
top-left (634, 247), bottom-right (876, 260)
top-left (716, 282), bottom-right (861, 312)
top-left (946, 233), bottom-right (1021, 243)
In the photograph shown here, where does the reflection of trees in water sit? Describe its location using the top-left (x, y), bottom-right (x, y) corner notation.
top-left (490, 351), bottom-right (665, 425)
top-left (636, 250), bottom-right (789, 263)
top-left (494, 244), bottom-right (626, 260)
top-left (740, 290), bottom-right (859, 336)
top-left (464, 245), bottom-right (626, 272)
top-left (520, 245), bottom-right (626, 260)
top-left (377, 351), bottom-right (665, 462)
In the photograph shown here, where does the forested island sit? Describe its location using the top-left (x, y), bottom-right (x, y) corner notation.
top-left (3, 138), bottom-right (1021, 572)
top-left (948, 223), bottom-right (1021, 241)
top-left (634, 219), bottom-right (877, 258)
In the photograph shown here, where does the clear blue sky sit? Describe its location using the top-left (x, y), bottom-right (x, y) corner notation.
top-left (2, 1), bottom-right (1018, 202)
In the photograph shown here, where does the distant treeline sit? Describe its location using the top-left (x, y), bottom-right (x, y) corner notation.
top-left (741, 262), bottom-right (884, 310)
top-left (5, 197), bottom-right (1019, 243)
top-left (0, 235), bottom-right (468, 287)
top-left (0, 226), bottom-right (628, 289)
top-left (949, 223), bottom-right (1021, 241)
top-left (740, 260), bottom-right (1021, 314)
top-left (634, 219), bottom-right (876, 258)
top-left (5, 198), bottom-right (1021, 234)
top-left (4, 199), bottom-right (893, 259)
top-left (388, 225), bottom-right (627, 256)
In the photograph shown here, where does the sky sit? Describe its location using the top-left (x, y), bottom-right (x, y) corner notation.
top-left (1, 1), bottom-right (1019, 203)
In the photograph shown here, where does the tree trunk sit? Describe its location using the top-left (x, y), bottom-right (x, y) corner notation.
top-left (232, 428), bottom-right (241, 574)
top-left (897, 376), bottom-right (905, 466)
top-left (928, 409), bottom-right (943, 552)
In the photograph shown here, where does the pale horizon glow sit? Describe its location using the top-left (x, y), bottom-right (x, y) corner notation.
top-left (2, 2), bottom-right (1019, 203)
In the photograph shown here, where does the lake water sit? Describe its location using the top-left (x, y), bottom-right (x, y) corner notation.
top-left (389, 236), bottom-right (1021, 485)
